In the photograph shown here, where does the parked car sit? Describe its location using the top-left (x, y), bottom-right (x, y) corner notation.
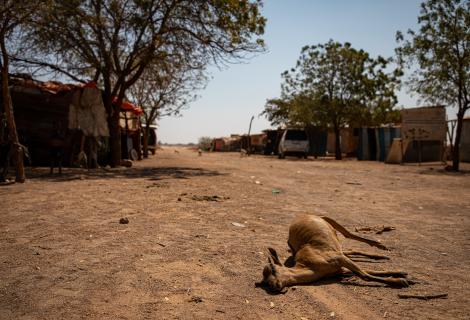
top-left (278, 128), bottom-right (309, 159)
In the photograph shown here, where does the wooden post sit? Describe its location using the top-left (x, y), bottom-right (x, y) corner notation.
top-left (247, 115), bottom-right (254, 155)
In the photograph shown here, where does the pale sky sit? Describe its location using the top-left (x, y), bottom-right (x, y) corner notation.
top-left (158, 0), bottom-right (425, 144)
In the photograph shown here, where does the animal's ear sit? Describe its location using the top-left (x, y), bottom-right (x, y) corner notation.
top-left (267, 257), bottom-right (277, 276)
top-left (267, 247), bottom-right (282, 266)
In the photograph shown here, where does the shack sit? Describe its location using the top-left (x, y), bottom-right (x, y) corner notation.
top-left (116, 98), bottom-right (143, 160)
top-left (456, 117), bottom-right (470, 162)
top-left (227, 135), bottom-right (242, 151)
top-left (2, 75), bottom-right (109, 167)
top-left (239, 133), bottom-right (267, 154)
top-left (386, 106), bottom-right (446, 164)
top-left (304, 126), bottom-right (327, 157)
top-left (401, 106), bottom-right (446, 162)
top-left (143, 123), bottom-right (158, 155)
top-left (212, 137), bottom-right (226, 152)
top-left (263, 129), bottom-right (283, 155)
top-left (250, 133), bottom-right (267, 154)
top-left (327, 127), bottom-right (358, 157)
top-left (357, 127), bottom-right (401, 161)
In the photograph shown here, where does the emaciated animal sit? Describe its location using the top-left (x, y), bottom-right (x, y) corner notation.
top-left (258, 214), bottom-right (410, 292)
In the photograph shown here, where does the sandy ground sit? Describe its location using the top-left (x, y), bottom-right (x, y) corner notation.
top-left (1, 147), bottom-right (470, 320)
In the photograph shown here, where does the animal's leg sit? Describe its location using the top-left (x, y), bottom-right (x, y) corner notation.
top-left (338, 255), bottom-right (408, 287)
top-left (267, 247), bottom-right (296, 267)
top-left (265, 262), bottom-right (326, 291)
top-left (283, 267), bottom-right (326, 287)
top-left (343, 250), bottom-right (389, 260)
top-left (342, 269), bottom-right (407, 278)
top-left (366, 270), bottom-right (407, 278)
top-left (287, 240), bottom-right (296, 255)
top-left (267, 247), bottom-right (283, 265)
top-left (321, 216), bottom-right (388, 250)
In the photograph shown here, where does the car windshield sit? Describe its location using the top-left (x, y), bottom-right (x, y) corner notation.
top-left (285, 130), bottom-right (307, 140)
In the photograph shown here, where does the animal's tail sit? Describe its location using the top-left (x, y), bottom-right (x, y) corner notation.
top-left (321, 216), bottom-right (388, 250)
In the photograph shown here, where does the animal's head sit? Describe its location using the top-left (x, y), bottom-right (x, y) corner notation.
top-left (257, 247), bottom-right (286, 293)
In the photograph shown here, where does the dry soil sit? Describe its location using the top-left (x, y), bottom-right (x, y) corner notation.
top-left (1, 147), bottom-right (469, 319)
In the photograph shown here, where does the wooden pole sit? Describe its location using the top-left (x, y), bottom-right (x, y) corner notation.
top-left (247, 115), bottom-right (254, 155)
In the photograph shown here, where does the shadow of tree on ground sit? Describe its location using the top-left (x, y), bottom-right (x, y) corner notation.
top-left (23, 166), bottom-right (226, 182)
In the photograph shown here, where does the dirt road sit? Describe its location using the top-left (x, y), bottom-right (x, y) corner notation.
top-left (1, 147), bottom-right (469, 319)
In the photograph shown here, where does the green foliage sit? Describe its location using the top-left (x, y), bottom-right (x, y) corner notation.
top-left (396, 0), bottom-right (469, 109)
top-left (263, 40), bottom-right (402, 159)
top-left (396, 0), bottom-right (469, 170)
top-left (21, 0), bottom-right (266, 166)
top-left (198, 136), bottom-right (213, 151)
top-left (261, 98), bottom-right (292, 127)
top-left (129, 58), bottom-right (207, 124)
top-left (285, 41), bottom-right (401, 128)
top-left (26, 0), bottom-right (266, 84)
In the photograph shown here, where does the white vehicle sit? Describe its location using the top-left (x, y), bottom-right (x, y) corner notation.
top-left (278, 129), bottom-right (309, 159)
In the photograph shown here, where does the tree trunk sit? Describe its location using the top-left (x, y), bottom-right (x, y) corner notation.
top-left (452, 110), bottom-right (464, 171)
top-left (103, 88), bottom-right (125, 168)
top-left (108, 110), bottom-right (121, 167)
top-left (143, 123), bottom-right (150, 158)
top-left (1, 34), bottom-right (25, 182)
top-left (102, 76), bottom-right (123, 168)
top-left (334, 125), bottom-right (342, 160)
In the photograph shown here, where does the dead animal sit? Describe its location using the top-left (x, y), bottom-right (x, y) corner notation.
top-left (258, 214), bottom-right (410, 292)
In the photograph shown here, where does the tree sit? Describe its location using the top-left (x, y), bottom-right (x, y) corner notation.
top-left (0, 1), bottom-right (44, 182)
top-left (198, 136), bottom-right (212, 151)
top-left (262, 93), bottom-right (360, 129)
top-left (261, 97), bottom-right (296, 127)
top-left (396, 0), bottom-right (469, 171)
top-left (22, 0), bottom-right (265, 167)
top-left (128, 56), bottom-right (206, 158)
top-left (264, 41), bottom-right (401, 159)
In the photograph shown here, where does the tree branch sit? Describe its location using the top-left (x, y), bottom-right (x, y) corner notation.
top-left (10, 56), bottom-right (87, 83)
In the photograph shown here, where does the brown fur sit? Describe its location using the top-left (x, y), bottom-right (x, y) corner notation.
top-left (259, 214), bottom-right (409, 292)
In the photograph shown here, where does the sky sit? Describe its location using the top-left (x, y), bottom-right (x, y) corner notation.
top-left (158, 0), bottom-right (425, 144)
